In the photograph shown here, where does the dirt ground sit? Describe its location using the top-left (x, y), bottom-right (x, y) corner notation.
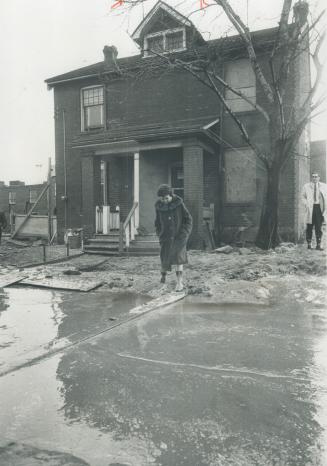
top-left (0, 236), bottom-right (326, 304)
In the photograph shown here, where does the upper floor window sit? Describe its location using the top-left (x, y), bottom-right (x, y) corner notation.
top-left (29, 190), bottom-right (37, 203)
top-left (9, 192), bottom-right (16, 205)
top-left (225, 59), bottom-right (256, 112)
top-left (81, 86), bottom-right (104, 131)
top-left (144, 28), bottom-right (185, 57)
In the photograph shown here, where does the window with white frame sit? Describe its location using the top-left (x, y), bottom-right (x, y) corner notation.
top-left (144, 28), bottom-right (185, 56)
top-left (9, 192), bottom-right (16, 204)
top-left (225, 59), bottom-right (256, 112)
top-left (29, 190), bottom-right (37, 203)
top-left (81, 86), bottom-right (104, 131)
top-left (225, 148), bottom-right (256, 203)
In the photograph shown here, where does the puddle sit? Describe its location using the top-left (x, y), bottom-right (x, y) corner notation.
top-left (0, 287), bottom-right (150, 375)
top-left (0, 289), bottom-right (327, 465)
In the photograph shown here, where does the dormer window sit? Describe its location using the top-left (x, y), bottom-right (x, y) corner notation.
top-left (144, 27), bottom-right (186, 57)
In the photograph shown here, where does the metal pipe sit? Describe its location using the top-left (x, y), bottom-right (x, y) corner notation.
top-left (63, 109), bottom-right (68, 231)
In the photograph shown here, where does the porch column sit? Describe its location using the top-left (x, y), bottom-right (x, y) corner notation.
top-left (81, 154), bottom-right (101, 237)
top-left (183, 143), bottom-right (204, 249)
top-left (134, 152), bottom-right (140, 229)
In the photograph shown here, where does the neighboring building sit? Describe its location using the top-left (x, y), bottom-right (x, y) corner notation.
top-left (45, 0), bottom-right (310, 247)
top-left (0, 179), bottom-right (56, 231)
top-left (310, 140), bottom-right (326, 183)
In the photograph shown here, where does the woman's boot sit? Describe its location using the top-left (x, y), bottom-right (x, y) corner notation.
top-left (160, 272), bottom-right (166, 283)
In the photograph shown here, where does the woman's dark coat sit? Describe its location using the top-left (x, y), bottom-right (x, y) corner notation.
top-left (155, 195), bottom-right (193, 270)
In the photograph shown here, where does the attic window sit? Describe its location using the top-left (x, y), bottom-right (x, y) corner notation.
top-left (144, 27), bottom-right (185, 56)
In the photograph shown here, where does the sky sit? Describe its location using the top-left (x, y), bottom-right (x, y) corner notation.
top-left (0, 0), bottom-right (325, 184)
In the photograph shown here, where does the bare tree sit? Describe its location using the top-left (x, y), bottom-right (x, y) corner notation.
top-left (116, 0), bottom-right (325, 249)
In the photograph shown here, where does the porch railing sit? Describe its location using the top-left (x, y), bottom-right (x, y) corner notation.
top-left (95, 205), bottom-right (120, 234)
top-left (119, 202), bottom-right (139, 252)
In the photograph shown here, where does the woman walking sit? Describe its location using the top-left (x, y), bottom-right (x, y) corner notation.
top-left (155, 184), bottom-right (192, 291)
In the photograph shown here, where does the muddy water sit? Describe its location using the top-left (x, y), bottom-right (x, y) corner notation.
top-left (0, 285), bottom-right (327, 465)
top-left (0, 287), bottom-right (150, 375)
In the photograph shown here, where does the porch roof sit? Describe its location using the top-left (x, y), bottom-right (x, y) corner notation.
top-left (71, 116), bottom-right (221, 153)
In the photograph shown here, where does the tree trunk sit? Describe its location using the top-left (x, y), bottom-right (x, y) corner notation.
top-left (255, 163), bottom-right (281, 249)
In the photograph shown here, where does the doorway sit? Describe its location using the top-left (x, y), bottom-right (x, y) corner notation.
top-left (170, 163), bottom-right (184, 199)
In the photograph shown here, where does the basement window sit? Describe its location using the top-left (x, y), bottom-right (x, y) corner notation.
top-left (81, 86), bottom-right (104, 131)
top-left (144, 28), bottom-right (186, 57)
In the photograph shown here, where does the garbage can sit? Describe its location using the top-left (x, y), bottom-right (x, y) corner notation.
top-left (68, 234), bottom-right (81, 249)
top-left (65, 229), bottom-right (82, 249)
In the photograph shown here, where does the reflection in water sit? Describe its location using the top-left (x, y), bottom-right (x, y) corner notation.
top-left (56, 297), bottom-right (325, 465)
top-left (0, 288), bottom-right (63, 369)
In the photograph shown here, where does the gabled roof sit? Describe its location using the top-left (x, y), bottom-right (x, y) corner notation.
top-left (45, 27), bottom-right (278, 88)
top-left (132, 1), bottom-right (193, 43)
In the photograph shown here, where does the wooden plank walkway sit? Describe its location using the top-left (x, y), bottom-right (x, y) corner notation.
top-left (21, 276), bottom-right (104, 292)
top-left (0, 272), bottom-right (28, 288)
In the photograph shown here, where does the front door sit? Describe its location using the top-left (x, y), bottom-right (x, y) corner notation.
top-left (170, 164), bottom-right (184, 199)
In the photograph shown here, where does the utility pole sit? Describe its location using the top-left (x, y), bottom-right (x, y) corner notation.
top-left (47, 157), bottom-right (52, 244)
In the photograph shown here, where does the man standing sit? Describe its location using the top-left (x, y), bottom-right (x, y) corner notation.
top-left (0, 211), bottom-right (7, 245)
top-left (302, 173), bottom-right (327, 250)
top-left (155, 184), bottom-right (192, 291)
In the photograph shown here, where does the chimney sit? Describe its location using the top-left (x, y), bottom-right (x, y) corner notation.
top-left (293, 1), bottom-right (309, 28)
top-left (103, 45), bottom-right (118, 69)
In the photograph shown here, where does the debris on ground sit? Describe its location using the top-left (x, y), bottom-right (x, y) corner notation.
top-left (21, 276), bottom-right (104, 292)
top-left (0, 272), bottom-right (28, 288)
top-left (213, 245), bottom-right (234, 254)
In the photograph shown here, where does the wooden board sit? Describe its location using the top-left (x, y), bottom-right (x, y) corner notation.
top-left (0, 272), bottom-right (28, 288)
top-left (21, 276), bottom-right (104, 292)
top-left (129, 291), bottom-right (186, 315)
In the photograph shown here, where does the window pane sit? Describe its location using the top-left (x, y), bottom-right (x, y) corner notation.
top-left (83, 87), bottom-right (104, 106)
top-left (166, 31), bottom-right (183, 51)
top-left (225, 59), bottom-right (256, 111)
top-left (146, 35), bottom-right (164, 54)
top-left (30, 190), bottom-right (37, 203)
top-left (85, 105), bottom-right (103, 128)
top-left (225, 86), bottom-right (256, 111)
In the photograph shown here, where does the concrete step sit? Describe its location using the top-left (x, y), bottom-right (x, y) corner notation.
top-left (90, 237), bottom-right (120, 244)
top-left (95, 233), bottom-right (120, 239)
top-left (135, 234), bottom-right (158, 241)
top-left (84, 249), bottom-right (158, 257)
top-left (130, 241), bottom-right (160, 249)
top-left (128, 247), bottom-right (160, 254)
top-left (84, 245), bottom-right (120, 252)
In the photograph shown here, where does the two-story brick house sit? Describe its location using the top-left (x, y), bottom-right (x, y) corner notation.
top-left (46, 1), bottom-right (310, 249)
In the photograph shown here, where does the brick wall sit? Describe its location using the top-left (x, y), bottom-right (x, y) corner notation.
top-left (183, 144), bottom-right (204, 248)
top-left (310, 141), bottom-right (326, 182)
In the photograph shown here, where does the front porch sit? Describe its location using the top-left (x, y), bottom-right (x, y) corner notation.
top-left (75, 119), bottom-right (221, 251)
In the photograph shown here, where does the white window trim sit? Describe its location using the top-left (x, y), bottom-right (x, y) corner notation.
top-left (29, 190), bottom-right (37, 203)
top-left (80, 84), bottom-right (105, 132)
top-left (9, 191), bottom-right (16, 205)
top-left (143, 27), bottom-right (186, 57)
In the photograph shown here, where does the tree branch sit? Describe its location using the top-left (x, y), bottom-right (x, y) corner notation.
top-left (202, 68), bottom-right (270, 169)
top-left (215, 0), bottom-right (274, 104)
top-left (299, 30), bottom-right (326, 116)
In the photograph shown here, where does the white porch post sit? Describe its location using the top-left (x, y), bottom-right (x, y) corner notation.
top-left (134, 152), bottom-right (140, 229)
